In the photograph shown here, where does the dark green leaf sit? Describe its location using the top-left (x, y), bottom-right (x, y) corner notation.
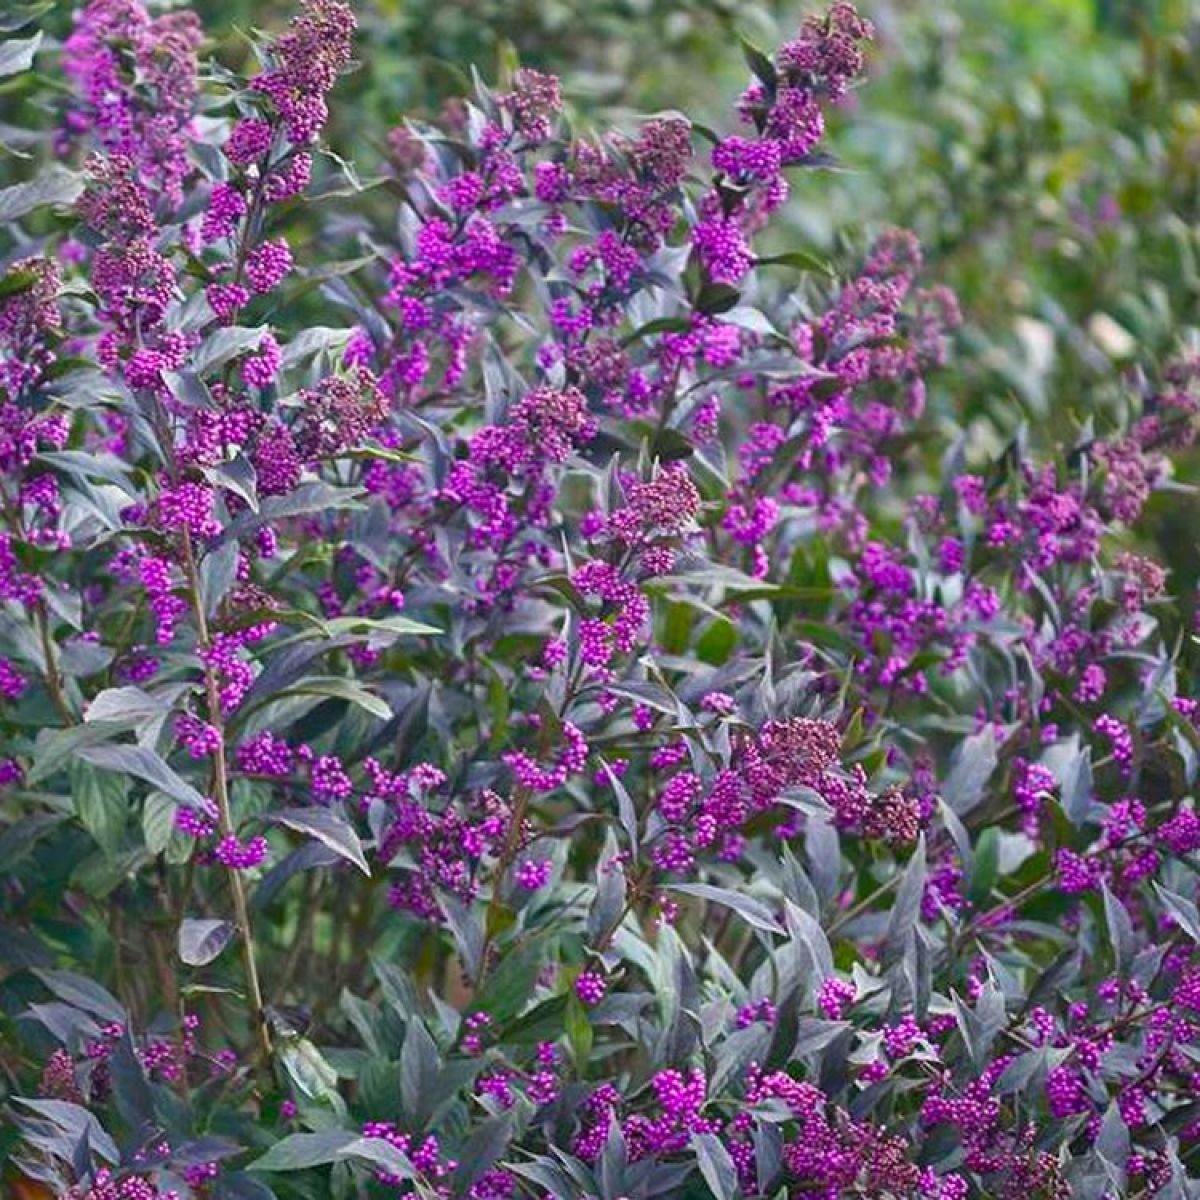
top-left (77, 744), bottom-right (208, 811)
top-left (248, 1131), bottom-right (358, 1172)
top-left (942, 728), bottom-right (997, 816)
top-left (0, 166), bottom-right (83, 222)
top-left (0, 32), bottom-right (40, 77)
top-left (967, 827), bottom-right (1000, 905)
top-left (739, 34), bottom-right (777, 96)
top-left (1156, 883), bottom-right (1200, 942)
top-left (755, 249), bottom-right (836, 277)
top-left (273, 808), bottom-right (370, 876)
top-left (33, 969), bottom-right (124, 1023)
top-left (1102, 884), bottom-right (1136, 971)
top-left (451, 1112), bottom-right (514, 1194)
top-left (883, 836), bottom-right (926, 964)
top-left (668, 883), bottom-right (783, 935)
top-left (694, 1132), bottom-right (740, 1200)
top-left (400, 1019), bottom-right (440, 1127)
top-left (179, 918), bottom-right (235, 966)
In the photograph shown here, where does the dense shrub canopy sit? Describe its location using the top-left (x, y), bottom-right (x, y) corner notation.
top-left (1, 2), bottom-right (1199, 1198)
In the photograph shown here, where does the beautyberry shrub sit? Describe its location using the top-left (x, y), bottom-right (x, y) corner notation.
top-left (0, 2), bottom-right (1198, 1198)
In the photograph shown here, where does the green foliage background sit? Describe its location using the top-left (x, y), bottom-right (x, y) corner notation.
top-left (207, 0), bottom-right (1200, 590)
top-left (245, 0), bottom-right (1200, 608)
top-left (8, 0), bottom-right (1197, 586)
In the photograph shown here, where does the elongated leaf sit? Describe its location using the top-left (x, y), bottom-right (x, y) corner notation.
top-left (179, 918), bottom-right (235, 966)
top-left (143, 793), bottom-right (177, 856)
top-left (694, 1132), bottom-right (739, 1200)
top-left (587, 830), bottom-right (626, 945)
top-left (1044, 735), bottom-right (1094, 826)
top-left (253, 841), bottom-right (340, 910)
top-left (755, 248), bottom-right (835, 277)
top-left (400, 1019), bottom-right (439, 1126)
top-left (282, 676), bottom-right (392, 721)
top-left (784, 899), bottom-right (833, 980)
top-left (883, 835), bottom-right (926, 963)
top-left (451, 1111), bottom-right (514, 1193)
top-left (280, 325), bottom-right (353, 368)
top-left (109, 1029), bottom-right (154, 1133)
top-left (248, 1130), bottom-right (358, 1172)
top-left (1102, 884), bottom-right (1136, 971)
top-left (739, 34), bottom-right (777, 96)
top-left (440, 891), bottom-right (485, 981)
top-left (1096, 1101), bottom-right (1130, 1177)
top-left (343, 1137), bottom-right (416, 1179)
top-left (192, 326), bottom-right (266, 374)
top-left (943, 728), bottom-right (997, 816)
top-left (12, 1098), bottom-right (119, 1164)
top-left (260, 482), bottom-right (364, 521)
top-left (0, 167), bottom-right (83, 222)
top-left (318, 613), bottom-right (442, 640)
top-left (278, 1038), bottom-right (340, 1105)
top-left (27, 721), bottom-right (130, 785)
top-left (209, 455), bottom-right (258, 512)
top-left (994, 1046), bottom-right (1049, 1096)
top-left (711, 1023), bottom-right (770, 1096)
top-left (967, 827), bottom-right (1000, 905)
top-left (667, 883), bottom-right (783, 935)
top-left (33, 969), bottom-right (124, 1023)
top-left (953, 979), bottom-right (1007, 1069)
top-left (70, 761), bottom-right (128, 856)
top-left (23, 1001), bottom-right (101, 1042)
top-left (599, 757), bottom-right (639, 856)
top-left (0, 3), bottom-right (53, 32)
top-left (273, 807), bottom-right (369, 875)
top-left (85, 686), bottom-right (172, 727)
top-left (202, 540), bottom-right (240, 616)
top-left (0, 32), bottom-right (41, 77)
top-left (1156, 883), bottom-right (1200, 943)
top-left (77, 744), bottom-right (208, 811)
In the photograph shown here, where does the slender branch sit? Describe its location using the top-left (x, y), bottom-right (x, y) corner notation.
top-left (952, 875), bottom-right (1050, 952)
top-left (598, 868), bottom-right (651, 953)
top-left (179, 528), bottom-right (273, 1065)
top-left (276, 869), bottom-right (321, 999)
top-left (826, 871), bottom-right (900, 937)
top-left (36, 601), bottom-right (73, 726)
top-left (478, 784), bottom-right (532, 984)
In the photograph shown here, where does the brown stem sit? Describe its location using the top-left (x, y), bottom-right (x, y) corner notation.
top-left (110, 898), bottom-right (133, 1017)
top-left (343, 876), bottom-right (378, 996)
top-left (179, 528), bottom-right (272, 1065)
top-left (276, 869), bottom-right (322, 1000)
top-left (148, 923), bottom-right (181, 1024)
top-left (952, 875), bottom-right (1050, 951)
top-left (826, 871), bottom-right (901, 938)
top-left (477, 784), bottom-right (532, 985)
top-left (36, 601), bottom-right (73, 726)
top-left (597, 869), bottom-right (650, 953)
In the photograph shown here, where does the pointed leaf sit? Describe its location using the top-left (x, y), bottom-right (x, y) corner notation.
top-left (694, 1132), bottom-right (739, 1200)
top-left (77, 744), bottom-right (208, 811)
top-left (178, 918), bottom-right (235, 966)
top-left (248, 1131), bottom-right (358, 1172)
top-left (0, 32), bottom-right (41, 77)
top-left (273, 808), bottom-right (369, 875)
top-left (667, 883), bottom-right (783, 935)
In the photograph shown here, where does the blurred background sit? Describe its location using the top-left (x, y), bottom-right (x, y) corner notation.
top-left (6, 0), bottom-right (1200, 586)
top-left (198, 0), bottom-right (1200, 609)
top-left (177, 0), bottom-right (1200, 415)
